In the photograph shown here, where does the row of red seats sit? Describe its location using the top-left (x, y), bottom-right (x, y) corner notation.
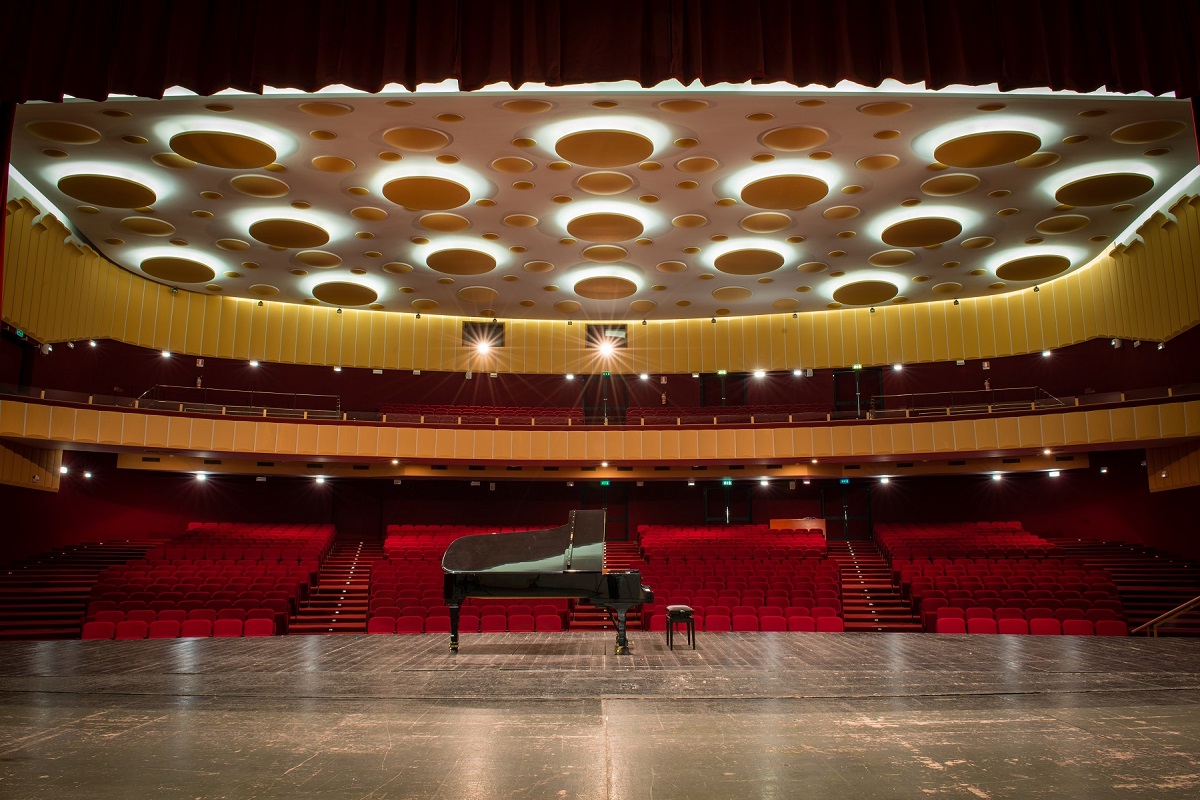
top-left (369, 613), bottom-right (564, 634)
top-left (935, 617), bottom-right (1128, 635)
top-left (81, 618), bottom-right (275, 639)
top-left (916, 606), bottom-right (1123, 633)
top-left (626, 403), bottom-right (831, 418)
top-left (648, 612), bottom-right (844, 632)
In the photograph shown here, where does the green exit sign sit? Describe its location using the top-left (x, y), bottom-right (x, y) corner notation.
top-left (600, 480), bottom-right (610, 486)
top-left (840, 478), bottom-right (850, 485)
top-left (722, 479), bottom-right (733, 486)
top-left (602, 371), bottom-right (611, 376)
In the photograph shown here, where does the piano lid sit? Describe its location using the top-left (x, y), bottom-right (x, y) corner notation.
top-left (441, 509), bottom-right (606, 574)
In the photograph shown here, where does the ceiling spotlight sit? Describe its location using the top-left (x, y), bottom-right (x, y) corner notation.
top-left (415, 313), bottom-right (421, 319)
top-left (953, 299), bottom-right (960, 306)
top-left (1158, 342), bottom-right (1165, 350)
top-left (1033, 285), bottom-right (1040, 293)
top-left (803, 479), bottom-right (811, 485)
top-left (391, 459), bottom-right (399, 465)
top-left (639, 373), bottom-right (649, 380)
top-left (1100, 467), bottom-right (1108, 474)
top-left (692, 373), bottom-right (700, 378)
top-left (333, 366), bottom-right (342, 372)
top-left (66, 341), bottom-right (75, 349)
top-left (598, 341), bottom-right (615, 357)
top-left (811, 458), bottom-right (818, 464)
top-left (687, 479), bottom-right (695, 487)
top-left (1043, 448), bottom-right (1052, 455)
top-left (641, 319), bottom-right (647, 325)
top-left (249, 360), bottom-right (259, 367)
top-left (870, 307), bottom-right (876, 313)
top-left (336, 308), bottom-right (342, 314)
top-left (315, 476), bottom-right (326, 484)
top-left (711, 318), bottom-right (716, 323)
top-left (492, 318), bottom-right (497, 324)
top-left (84, 471), bottom-right (92, 479)
top-left (1048, 470), bottom-right (1060, 478)
top-left (753, 370), bottom-right (766, 378)
top-left (760, 479), bottom-right (769, 486)
top-left (893, 363), bottom-right (903, 371)
top-left (59, 465), bottom-right (68, 474)
top-left (476, 342), bottom-right (491, 355)
top-left (566, 481), bottom-right (574, 487)
top-left (88, 340), bottom-right (97, 347)
top-left (879, 476), bottom-right (890, 484)
top-left (565, 373), bottom-right (575, 381)
top-left (792, 369), bottom-right (802, 377)
top-left (992, 473), bottom-right (1002, 481)
top-left (1042, 350), bottom-right (1052, 357)
top-left (601, 461), bottom-right (609, 468)
top-left (195, 473), bottom-right (207, 481)
top-left (792, 313), bottom-right (798, 318)
top-left (258, 300), bottom-right (264, 307)
top-left (161, 350), bottom-right (171, 358)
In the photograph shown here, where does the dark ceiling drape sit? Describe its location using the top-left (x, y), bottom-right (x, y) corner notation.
top-left (2, 0), bottom-right (1198, 100)
top-left (2, 0), bottom-right (1199, 319)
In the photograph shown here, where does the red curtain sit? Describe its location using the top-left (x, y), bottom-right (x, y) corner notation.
top-left (1, 0), bottom-right (1198, 100)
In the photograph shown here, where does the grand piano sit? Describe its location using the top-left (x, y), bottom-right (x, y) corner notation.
top-left (442, 510), bottom-right (653, 654)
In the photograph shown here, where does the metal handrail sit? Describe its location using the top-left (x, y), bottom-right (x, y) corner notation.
top-left (1130, 594), bottom-right (1200, 636)
top-left (869, 386), bottom-right (1064, 417)
top-left (138, 384), bottom-right (341, 413)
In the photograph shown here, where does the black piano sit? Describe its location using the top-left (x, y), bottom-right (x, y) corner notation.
top-left (442, 510), bottom-right (653, 654)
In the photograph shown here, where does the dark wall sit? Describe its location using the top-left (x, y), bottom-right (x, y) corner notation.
top-left (6, 448), bottom-right (1198, 565)
top-left (870, 449), bottom-right (1200, 560)
top-left (23, 325), bottom-right (1200, 413)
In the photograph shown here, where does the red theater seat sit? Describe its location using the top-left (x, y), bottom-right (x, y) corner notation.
top-left (148, 620), bottom-right (181, 639)
top-left (180, 619), bottom-right (212, 638)
top-left (787, 615), bottom-right (816, 632)
top-left (81, 621), bottom-right (116, 640)
top-left (367, 616), bottom-right (395, 634)
top-left (534, 614), bottom-right (563, 632)
top-left (1029, 618), bottom-right (1062, 636)
top-left (395, 616), bottom-right (425, 634)
top-left (213, 619), bottom-right (243, 638)
top-left (507, 614), bottom-right (536, 632)
top-left (1061, 619), bottom-right (1094, 636)
top-left (1095, 620), bottom-right (1129, 637)
top-left (114, 620), bottom-right (148, 640)
top-left (967, 618), bottom-right (998, 634)
top-left (998, 618), bottom-right (1029, 635)
top-left (243, 618), bottom-right (275, 636)
top-left (816, 617), bottom-right (844, 633)
top-left (936, 617), bottom-right (966, 634)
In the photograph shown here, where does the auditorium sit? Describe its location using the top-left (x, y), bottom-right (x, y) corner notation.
top-left (2, 2), bottom-right (1200, 797)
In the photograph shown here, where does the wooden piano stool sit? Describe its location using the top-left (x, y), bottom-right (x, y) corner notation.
top-left (666, 605), bottom-right (696, 650)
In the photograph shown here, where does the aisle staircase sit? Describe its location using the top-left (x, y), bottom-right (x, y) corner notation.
top-left (1048, 537), bottom-right (1200, 636)
top-left (567, 540), bottom-right (645, 631)
top-left (827, 540), bottom-right (922, 632)
top-left (0, 541), bottom-right (155, 640)
top-left (289, 538), bottom-right (384, 634)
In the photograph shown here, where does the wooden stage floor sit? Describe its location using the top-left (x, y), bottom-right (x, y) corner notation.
top-left (2, 631), bottom-right (1199, 799)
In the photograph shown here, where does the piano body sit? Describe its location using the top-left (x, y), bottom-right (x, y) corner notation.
top-left (442, 510), bottom-right (652, 654)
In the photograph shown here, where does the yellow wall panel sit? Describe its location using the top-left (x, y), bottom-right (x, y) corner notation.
top-left (830, 426), bottom-right (854, 456)
top-left (295, 424), bottom-right (319, 455)
top-left (1133, 405), bottom-right (1164, 440)
top-left (394, 427), bottom-right (417, 458)
top-left (848, 425), bottom-right (873, 456)
top-left (116, 413), bottom-right (146, 447)
top-left (47, 406), bottom-right (76, 442)
top-left (254, 422), bottom-right (279, 453)
top-left (95, 410), bottom-right (124, 445)
top-left (1109, 408), bottom-right (1137, 441)
top-left (809, 427), bottom-right (833, 458)
top-left (22, 403), bottom-right (51, 440)
top-left (210, 420), bottom-right (235, 453)
top-left (693, 429), bottom-right (717, 460)
top-left (73, 408), bottom-right (100, 443)
top-left (1039, 415), bottom-right (1066, 447)
top-left (888, 423), bottom-right (914, 454)
top-left (931, 421), bottom-right (956, 452)
top-left (233, 421), bottom-right (258, 453)
top-left (1062, 412), bottom-right (1090, 445)
top-left (951, 420), bottom-right (978, 452)
top-left (660, 429), bottom-right (681, 461)
top-left (910, 422), bottom-right (935, 454)
top-left (166, 417), bottom-right (192, 450)
top-left (544, 430), bottom-right (566, 461)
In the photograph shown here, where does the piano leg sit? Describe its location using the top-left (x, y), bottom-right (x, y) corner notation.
top-left (449, 604), bottom-right (460, 653)
top-left (614, 607), bottom-right (630, 655)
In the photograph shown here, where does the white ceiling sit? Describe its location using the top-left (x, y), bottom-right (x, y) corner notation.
top-left (10, 86), bottom-right (1197, 321)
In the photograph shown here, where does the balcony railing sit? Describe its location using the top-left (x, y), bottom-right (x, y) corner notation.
top-left (3, 381), bottom-right (1199, 428)
top-left (867, 386), bottom-right (1065, 419)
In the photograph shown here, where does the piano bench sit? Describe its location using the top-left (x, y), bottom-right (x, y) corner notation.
top-left (665, 605), bottom-right (696, 650)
